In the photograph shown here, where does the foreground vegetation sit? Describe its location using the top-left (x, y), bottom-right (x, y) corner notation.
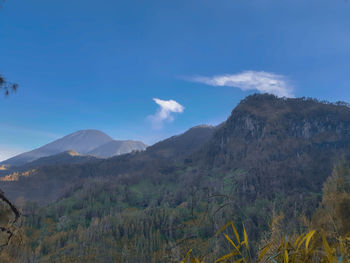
top-left (182, 226), bottom-right (350, 263)
top-left (181, 162), bottom-right (350, 263)
top-left (0, 161), bottom-right (349, 262)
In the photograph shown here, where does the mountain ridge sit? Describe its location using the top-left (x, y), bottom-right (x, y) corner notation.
top-left (3, 94), bottom-right (350, 206)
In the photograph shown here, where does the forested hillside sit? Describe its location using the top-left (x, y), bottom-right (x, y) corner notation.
top-left (1, 94), bottom-right (350, 262)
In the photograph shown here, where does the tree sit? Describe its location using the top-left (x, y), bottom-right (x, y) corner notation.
top-left (0, 73), bottom-right (20, 247)
top-left (312, 161), bottom-right (350, 238)
top-left (0, 190), bottom-right (20, 247)
top-left (0, 75), bottom-right (18, 97)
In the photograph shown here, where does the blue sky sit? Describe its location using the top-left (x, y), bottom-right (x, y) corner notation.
top-left (1, 0), bottom-right (350, 160)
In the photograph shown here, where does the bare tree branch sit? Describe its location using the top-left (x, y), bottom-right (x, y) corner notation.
top-left (0, 191), bottom-right (20, 224)
top-left (0, 191), bottom-right (21, 248)
top-left (0, 226), bottom-right (14, 248)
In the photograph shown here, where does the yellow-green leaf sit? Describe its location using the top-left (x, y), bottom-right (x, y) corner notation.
top-left (216, 221), bottom-right (234, 236)
top-left (232, 223), bottom-right (241, 244)
top-left (224, 234), bottom-right (240, 252)
top-left (294, 233), bottom-right (304, 248)
top-left (242, 222), bottom-right (249, 250)
top-left (305, 230), bottom-right (316, 252)
top-left (258, 243), bottom-right (272, 261)
top-left (181, 249), bottom-right (192, 263)
top-left (297, 232), bottom-right (309, 250)
top-left (284, 250), bottom-right (289, 263)
top-left (214, 252), bottom-right (236, 263)
top-left (322, 233), bottom-right (335, 262)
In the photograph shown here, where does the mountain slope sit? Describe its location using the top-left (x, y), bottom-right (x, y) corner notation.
top-left (146, 125), bottom-right (216, 159)
top-left (88, 140), bottom-right (146, 158)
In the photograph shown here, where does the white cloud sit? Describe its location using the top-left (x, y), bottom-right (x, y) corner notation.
top-left (149, 98), bottom-right (184, 129)
top-left (190, 71), bottom-right (294, 98)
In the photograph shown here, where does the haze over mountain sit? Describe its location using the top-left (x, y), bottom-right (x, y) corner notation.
top-left (14, 150), bottom-right (99, 171)
top-left (88, 140), bottom-right (146, 158)
top-left (1, 129), bottom-right (146, 166)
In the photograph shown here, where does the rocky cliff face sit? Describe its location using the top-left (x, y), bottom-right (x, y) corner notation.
top-left (194, 94), bottom-right (350, 204)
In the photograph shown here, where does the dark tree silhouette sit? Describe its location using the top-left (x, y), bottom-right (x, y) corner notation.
top-left (0, 75), bottom-right (18, 97)
top-left (0, 73), bottom-right (20, 247)
top-left (0, 190), bottom-right (20, 248)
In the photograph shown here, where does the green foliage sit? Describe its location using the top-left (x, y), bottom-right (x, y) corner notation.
top-left (182, 226), bottom-right (350, 263)
top-left (1, 161), bottom-right (349, 262)
top-left (181, 162), bottom-right (350, 263)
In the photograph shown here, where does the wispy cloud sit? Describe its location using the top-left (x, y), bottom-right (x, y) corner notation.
top-left (0, 146), bottom-right (26, 162)
top-left (149, 98), bottom-right (184, 129)
top-left (0, 125), bottom-right (61, 162)
top-left (189, 71), bottom-right (294, 98)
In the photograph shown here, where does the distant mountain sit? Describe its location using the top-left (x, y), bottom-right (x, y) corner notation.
top-left (1, 130), bottom-right (112, 166)
top-left (1, 129), bottom-right (146, 166)
top-left (88, 140), bottom-right (146, 158)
